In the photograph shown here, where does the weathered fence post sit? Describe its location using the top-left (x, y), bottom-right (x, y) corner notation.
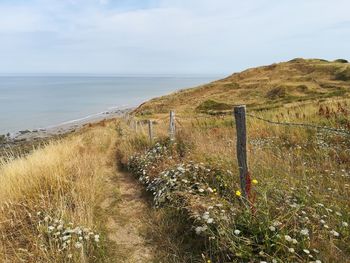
top-left (148, 120), bottom-right (153, 143)
top-left (169, 111), bottom-right (176, 141)
top-left (234, 105), bottom-right (250, 198)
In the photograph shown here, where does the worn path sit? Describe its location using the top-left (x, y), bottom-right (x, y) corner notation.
top-left (100, 170), bottom-right (156, 263)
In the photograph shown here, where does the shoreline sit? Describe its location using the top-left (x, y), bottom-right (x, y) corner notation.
top-left (1, 107), bottom-right (133, 144)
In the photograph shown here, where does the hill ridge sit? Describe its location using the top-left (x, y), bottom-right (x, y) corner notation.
top-left (135, 58), bottom-right (350, 115)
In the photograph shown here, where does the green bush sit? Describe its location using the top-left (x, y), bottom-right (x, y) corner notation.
top-left (196, 99), bottom-right (232, 113)
top-left (334, 59), bottom-right (348, 63)
top-left (0, 135), bottom-right (6, 144)
top-left (266, 86), bottom-right (286, 99)
top-left (335, 68), bottom-right (350, 81)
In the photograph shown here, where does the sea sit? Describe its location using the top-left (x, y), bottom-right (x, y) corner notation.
top-left (0, 75), bottom-right (221, 134)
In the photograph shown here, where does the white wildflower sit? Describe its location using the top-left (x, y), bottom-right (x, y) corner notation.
top-left (269, 226), bottom-right (276, 232)
top-left (292, 238), bottom-right (298, 244)
top-left (284, 235), bottom-right (292, 242)
top-left (300, 228), bottom-right (309, 236)
top-left (207, 218), bottom-right (214, 224)
top-left (273, 221), bottom-right (282, 227)
top-left (62, 235), bottom-right (70, 241)
top-left (94, 234), bottom-right (100, 242)
top-left (288, 247), bottom-right (295, 253)
top-left (202, 213), bottom-right (210, 220)
top-left (330, 230), bottom-right (340, 237)
top-left (234, 229), bottom-right (241, 235)
top-left (342, 221), bottom-right (348, 227)
top-left (195, 226), bottom-right (203, 235)
top-left (75, 242), bottom-right (82, 249)
top-left (303, 249), bottom-right (310, 254)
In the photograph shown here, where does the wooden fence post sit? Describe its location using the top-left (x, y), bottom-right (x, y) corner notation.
top-left (148, 120), bottom-right (153, 143)
top-left (169, 111), bottom-right (176, 141)
top-left (234, 105), bottom-right (250, 198)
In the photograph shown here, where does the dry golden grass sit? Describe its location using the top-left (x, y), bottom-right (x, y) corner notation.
top-left (0, 121), bottom-right (118, 263)
top-left (135, 58), bottom-right (350, 115)
top-left (0, 59), bottom-right (349, 262)
top-left (120, 97), bottom-right (350, 262)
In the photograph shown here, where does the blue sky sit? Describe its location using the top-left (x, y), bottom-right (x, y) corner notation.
top-left (0, 0), bottom-right (349, 74)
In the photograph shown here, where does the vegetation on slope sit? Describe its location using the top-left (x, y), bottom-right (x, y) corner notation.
top-left (0, 121), bottom-right (119, 262)
top-left (1, 58), bottom-right (349, 263)
top-left (119, 97), bottom-right (350, 262)
top-left (135, 58), bottom-right (350, 115)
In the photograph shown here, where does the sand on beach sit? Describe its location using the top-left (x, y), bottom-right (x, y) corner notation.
top-left (9, 108), bottom-right (132, 142)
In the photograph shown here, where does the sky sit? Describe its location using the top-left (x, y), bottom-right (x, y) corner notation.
top-left (0, 0), bottom-right (349, 75)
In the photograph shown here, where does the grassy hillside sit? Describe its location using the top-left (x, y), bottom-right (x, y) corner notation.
top-left (121, 59), bottom-right (350, 262)
top-left (135, 58), bottom-right (350, 115)
top-left (0, 59), bottom-right (349, 263)
top-left (121, 97), bottom-right (350, 262)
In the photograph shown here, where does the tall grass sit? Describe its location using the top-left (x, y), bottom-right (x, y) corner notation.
top-left (120, 98), bottom-right (350, 262)
top-left (0, 122), bottom-right (118, 262)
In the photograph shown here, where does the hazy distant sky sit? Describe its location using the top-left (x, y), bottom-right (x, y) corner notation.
top-left (0, 0), bottom-right (349, 74)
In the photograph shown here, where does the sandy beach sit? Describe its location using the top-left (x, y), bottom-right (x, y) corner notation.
top-left (1, 107), bottom-right (132, 144)
top-left (0, 107), bottom-right (132, 161)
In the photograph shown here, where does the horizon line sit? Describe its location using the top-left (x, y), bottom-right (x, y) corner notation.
top-left (0, 73), bottom-right (227, 77)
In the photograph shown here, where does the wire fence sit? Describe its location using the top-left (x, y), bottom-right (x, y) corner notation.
top-left (125, 108), bottom-right (350, 138)
top-left (246, 113), bottom-right (350, 136)
top-left (123, 105), bottom-right (349, 199)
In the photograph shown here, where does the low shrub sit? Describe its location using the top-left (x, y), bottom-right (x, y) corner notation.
top-left (335, 68), bottom-right (350, 81)
top-left (196, 100), bottom-right (232, 113)
top-left (126, 142), bottom-right (343, 262)
top-left (266, 86), bottom-right (287, 99)
top-left (334, 59), bottom-right (348, 63)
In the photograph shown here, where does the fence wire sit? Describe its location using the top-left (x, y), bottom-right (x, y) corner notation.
top-left (126, 110), bottom-right (350, 137)
top-left (246, 113), bottom-right (350, 136)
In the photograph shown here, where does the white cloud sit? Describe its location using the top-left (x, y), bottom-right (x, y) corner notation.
top-left (0, 0), bottom-right (349, 74)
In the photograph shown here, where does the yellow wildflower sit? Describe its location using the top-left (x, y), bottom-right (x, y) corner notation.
top-left (235, 190), bottom-right (241, 197)
top-left (252, 179), bottom-right (258, 185)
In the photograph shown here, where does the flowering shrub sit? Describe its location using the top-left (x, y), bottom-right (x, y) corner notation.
top-left (36, 212), bottom-right (100, 260)
top-left (127, 141), bottom-right (349, 262)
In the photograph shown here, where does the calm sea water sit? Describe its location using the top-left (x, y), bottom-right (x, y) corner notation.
top-left (0, 76), bottom-right (220, 134)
